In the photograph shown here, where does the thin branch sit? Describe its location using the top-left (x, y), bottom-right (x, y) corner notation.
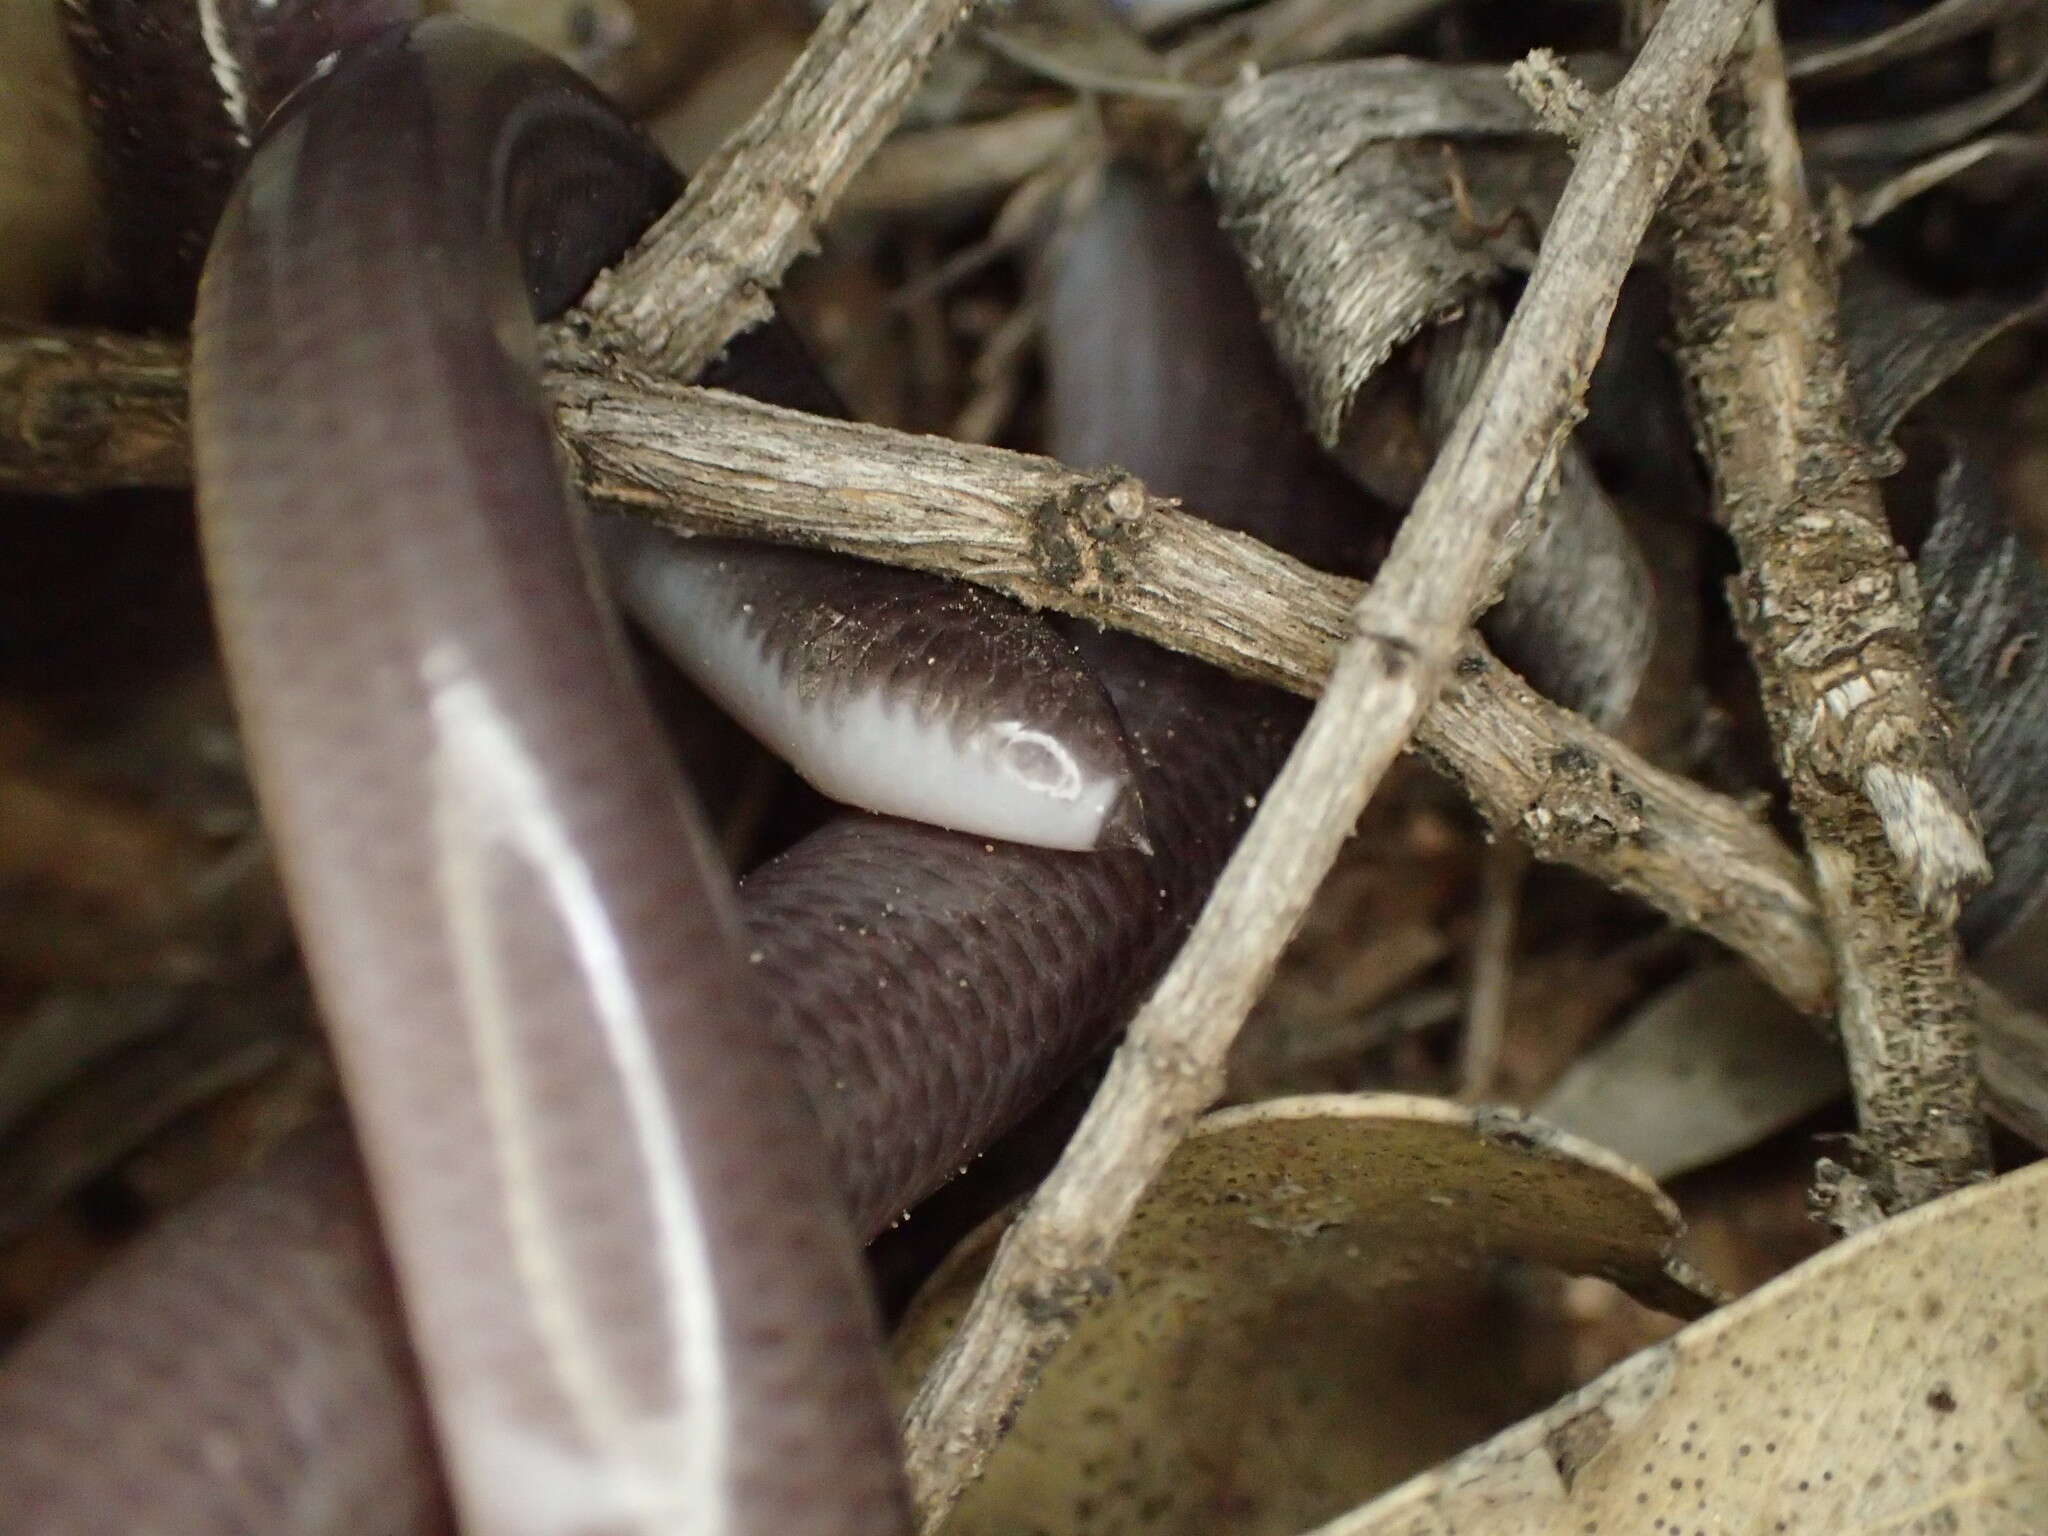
top-left (551, 375), bottom-right (1832, 1010)
top-left (1786, 0), bottom-right (2034, 84)
top-left (0, 325), bottom-right (187, 494)
top-left (0, 325), bottom-right (1829, 1015)
top-left (896, 1), bottom-right (1758, 1523)
top-left (1425, 643), bottom-right (1828, 1008)
top-left (574, 0), bottom-right (980, 377)
top-left (1640, 1), bottom-right (1992, 1213)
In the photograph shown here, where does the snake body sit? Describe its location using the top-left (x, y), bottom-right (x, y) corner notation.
top-left (186, 22), bottom-right (913, 1534)
top-left (0, 637), bottom-right (1297, 1535)
top-left (0, 11), bottom-right (1332, 1534)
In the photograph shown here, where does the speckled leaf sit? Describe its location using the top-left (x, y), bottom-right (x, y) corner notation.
top-left (894, 1094), bottom-right (1715, 1536)
top-left (1313, 1159), bottom-right (2048, 1536)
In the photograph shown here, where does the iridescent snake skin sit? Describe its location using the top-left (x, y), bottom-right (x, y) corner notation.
top-left (0, 11), bottom-right (1315, 1534)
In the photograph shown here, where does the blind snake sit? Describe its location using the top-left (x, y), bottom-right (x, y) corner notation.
top-left (11, 4), bottom-right (1670, 1521)
top-left (22, 8), bottom-right (2032, 1530)
top-left (4, 8), bottom-right (1318, 1534)
top-left (188, 20), bottom-right (911, 1535)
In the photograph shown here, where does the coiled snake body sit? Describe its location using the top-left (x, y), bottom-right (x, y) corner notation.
top-left (1, 9), bottom-right (1317, 1533)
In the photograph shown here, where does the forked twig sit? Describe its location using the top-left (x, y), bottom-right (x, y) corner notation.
top-left (897, 0), bottom-right (1760, 1522)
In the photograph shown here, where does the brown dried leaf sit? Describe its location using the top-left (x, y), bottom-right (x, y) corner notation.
top-left (894, 1094), bottom-right (1715, 1536)
top-left (1315, 1158), bottom-right (2048, 1535)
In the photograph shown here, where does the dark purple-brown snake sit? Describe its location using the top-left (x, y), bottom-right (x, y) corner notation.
top-left (18, 4), bottom-right (2048, 1528)
top-left (0, 5), bottom-right (1330, 1532)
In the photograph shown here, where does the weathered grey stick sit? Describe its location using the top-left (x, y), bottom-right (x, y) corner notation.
top-left (575, 0), bottom-right (980, 376)
top-left (0, 325), bottom-right (1830, 1013)
top-left (7, 326), bottom-right (2046, 1139)
top-left (552, 374), bottom-right (1832, 1011)
top-left (1637, 0), bottom-right (1992, 1217)
top-left (896, 0), bottom-right (1759, 1524)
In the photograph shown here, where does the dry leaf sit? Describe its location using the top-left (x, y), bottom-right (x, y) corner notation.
top-left (1839, 255), bottom-right (2048, 451)
top-left (1203, 61), bottom-right (1580, 441)
top-left (1536, 962), bottom-right (1846, 1181)
top-left (894, 1094), bottom-right (1716, 1536)
top-left (1315, 1158), bottom-right (2048, 1535)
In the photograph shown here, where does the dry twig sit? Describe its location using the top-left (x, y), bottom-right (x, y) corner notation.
top-left (896, 0), bottom-right (1759, 1522)
top-left (0, 323), bottom-right (1828, 1012)
top-left (18, 0), bottom-right (2044, 1518)
top-left (1636, 0), bottom-right (1993, 1216)
top-left (575, 0), bottom-right (980, 376)
top-left (1786, 0), bottom-right (2036, 84)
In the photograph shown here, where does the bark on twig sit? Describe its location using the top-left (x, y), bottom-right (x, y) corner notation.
top-left (559, 378), bottom-right (1834, 1014)
top-left (1421, 642), bottom-right (1824, 1012)
top-left (897, 1), bottom-right (1758, 1523)
top-left (0, 325), bottom-right (1829, 1013)
top-left (574, 0), bottom-right (979, 377)
top-left (0, 325), bottom-right (187, 494)
top-left (1640, 1), bottom-right (1992, 1213)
